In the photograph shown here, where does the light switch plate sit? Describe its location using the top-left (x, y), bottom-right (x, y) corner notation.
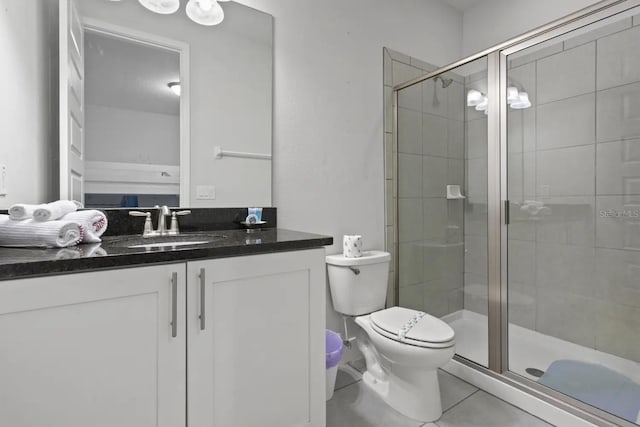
top-left (0, 164), bottom-right (7, 196)
top-left (196, 185), bottom-right (215, 200)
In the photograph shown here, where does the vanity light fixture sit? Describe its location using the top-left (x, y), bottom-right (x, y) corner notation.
top-left (186, 0), bottom-right (224, 26)
top-left (168, 81), bottom-right (181, 96)
top-left (510, 92), bottom-right (531, 109)
top-left (138, 0), bottom-right (180, 14)
top-left (137, 0), bottom-right (230, 26)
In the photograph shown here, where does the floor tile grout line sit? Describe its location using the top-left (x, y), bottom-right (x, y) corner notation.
top-left (441, 388), bottom-right (480, 415)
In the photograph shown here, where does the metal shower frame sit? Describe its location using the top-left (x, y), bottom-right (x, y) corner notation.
top-left (392, 1), bottom-right (640, 425)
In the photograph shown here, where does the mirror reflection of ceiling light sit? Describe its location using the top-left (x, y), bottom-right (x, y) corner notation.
top-left (466, 86), bottom-right (532, 112)
top-left (138, 0), bottom-right (180, 14)
top-left (168, 81), bottom-right (181, 96)
top-left (137, 0), bottom-right (229, 26)
top-left (466, 89), bottom-right (483, 107)
top-left (186, 0), bottom-right (224, 26)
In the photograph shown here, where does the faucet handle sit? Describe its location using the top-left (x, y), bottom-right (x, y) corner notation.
top-left (129, 211), bottom-right (154, 237)
top-left (168, 210), bottom-right (191, 235)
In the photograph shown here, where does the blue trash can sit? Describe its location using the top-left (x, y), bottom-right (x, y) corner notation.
top-left (326, 330), bottom-right (344, 400)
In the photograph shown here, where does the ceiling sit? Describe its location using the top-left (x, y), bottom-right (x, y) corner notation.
top-left (441, 0), bottom-right (485, 12)
top-left (85, 31), bottom-right (180, 116)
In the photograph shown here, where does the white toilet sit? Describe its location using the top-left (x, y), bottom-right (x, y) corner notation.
top-left (326, 250), bottom-right (455, 422)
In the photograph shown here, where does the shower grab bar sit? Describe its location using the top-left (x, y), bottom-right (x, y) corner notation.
top-left (214, 146), bottom-right (272, 161)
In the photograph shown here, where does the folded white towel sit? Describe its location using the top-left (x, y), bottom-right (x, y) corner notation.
top-left (33, 200), bottom-right (81, 222)
top-left (61, 210), bottom-right (108, 243)
top-left (55, 244), bottom-right (107, 259)
top-left (0, 215), bottom-right (83, 248)
top-left (8, 203), bottom-right (43, 220)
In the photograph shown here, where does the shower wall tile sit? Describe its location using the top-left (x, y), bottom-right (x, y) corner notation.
top-left (535, 243), bottom-right (596, 297)
top-left (595, 196), bottom-right (640, 250)
top-left (422, 81), bottom-right (449, 118)
top-left (466, 118), bottom-right (488, 159)
top-left (423, 156), bottom-right (447, 197)
top-left (509, 62), bottom-right (536, 105)
top-left (537, 43), bottom-right (595, 105)
top-left (635, 13), bottom-right (640, 26)
top-left (464, 201), bottom-right (488, 236)
top-left (597, 25), bottom-right (640, 90)
top-left (386, 180), bottom-right (395, 224)
top-left (536, 290), bottom-right (596, 349)
top-left (448, 288), bottom-right (464, 314)
top-left (509, 40), bottom-right (563, 69)
top-left (463, 274), bottom-right (488, 316)
top-left (595, 248), bottom-right (640, 308)
top-left (595, 301), bottom-right (640, 362)
top-left (410, 56), bottom-right (437, 73)
top-left (399, 282), bottom-right (425, 311)
top-left (448, 120), bottom-right (465, 159)
top-left (507, 152), bottom-right (536, 199)
top-left (597, 82), bottom-right (640, 143)
top-left (383, 48), bottom-right (393, 87)
top-left (507, 107), bottom-right (536, 154)
top-left (508, 217), bottom-right (536, 241)
top-left (423, 286), bottom-right (452, 318)
top-left (447, 81), bottom-right (465, 122)
top-left (422, 113), bottom-right (448, 157)
top-left (385, 133), bottom-right (393, 180)
top-left (399, 242), bottom-right (424, 287)
top-left (536, 93), bottom-right (595, 150)
top-left (423, 198), bottom-right (447, 242)
top-left (398, 83), bottom-right (422, 112)
top-left (536, 144), bottom-right (595, 197)
top-left (398, 108), bottom-right (422, 154)
top-left (392, 61), bottom-right (422, 86)
top-left (398, 153), bottom-right (422, 198)
top-left (596, 139), bottom-right (640, 196)
top-left (508, 282), bottom-right (537, 330)
top-left (534, 196), bottom-right (595, 247)
top-left (508, 240), bottom-right (536, 287)
top-left (464, 234), bottom-right (488, 277)
top-left (398, 197), bottom-right (423, 242)
top-left (387, 48), bottom-right (411, 65)
top-left (564, 17), bottom-right (632, 50)
top-left (385, 85), bottom-right (393, 132)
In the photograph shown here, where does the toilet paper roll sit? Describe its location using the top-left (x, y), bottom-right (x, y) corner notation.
top-left (343, 235), bottom-right (363, 258)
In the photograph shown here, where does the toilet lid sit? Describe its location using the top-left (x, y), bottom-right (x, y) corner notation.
top-left (370, 306), bottom-right (455, 348)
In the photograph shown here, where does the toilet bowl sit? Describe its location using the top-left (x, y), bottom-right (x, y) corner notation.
top-left (326, 251), bottom-right (456, 422)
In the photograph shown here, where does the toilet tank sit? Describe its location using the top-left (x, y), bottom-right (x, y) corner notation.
top-left (326, 251), bottom-right (391, 316)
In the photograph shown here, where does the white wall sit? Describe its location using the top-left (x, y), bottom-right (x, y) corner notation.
top-left (0, 0), bottom-right (57, 208)
top-left (235, 0), bottom-right (463, 334)
top-left (85, 105), bottom-right (179, 166)
top-left (462, 0), bottom-right (601, 55)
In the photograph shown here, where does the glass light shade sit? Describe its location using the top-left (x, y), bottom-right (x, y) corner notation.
top-left (506, 86), bottom-right (519, 104)
top-left (186, 0), bottom-right (224, 25)
top-left (475, 95), bottom-right (488, 111)
top-left (511, 92), bottom-right (531, 109)
top-left (168, 82), bottom-right (181, 96)
top-left (138, 0), bottom-right (180, 14)
top-left (467, 89), bottom-right (483, 107)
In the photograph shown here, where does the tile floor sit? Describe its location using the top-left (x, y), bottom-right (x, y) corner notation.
top-left (327, 361), bottom-right (553, 427)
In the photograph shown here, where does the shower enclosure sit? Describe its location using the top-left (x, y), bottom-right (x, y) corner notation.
top-left (391, 1), bottom-right (640, 425)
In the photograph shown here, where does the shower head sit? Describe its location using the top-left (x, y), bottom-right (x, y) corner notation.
top-left (434, 76), bottom-right (454, 88)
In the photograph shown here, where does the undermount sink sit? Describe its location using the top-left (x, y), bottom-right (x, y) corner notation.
top-left (109, 233), bottom-right (226, 249)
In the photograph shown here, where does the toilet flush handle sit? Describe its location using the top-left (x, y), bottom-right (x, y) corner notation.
top-left (349, 267), bottom-right (360, 275)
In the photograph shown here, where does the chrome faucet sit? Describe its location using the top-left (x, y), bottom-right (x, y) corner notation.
top-left (129, 205), bottom-right (185, 237)
top-left (156, 205), bottom-right (171, 236)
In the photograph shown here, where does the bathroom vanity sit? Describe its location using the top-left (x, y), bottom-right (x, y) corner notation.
top-left (0, 223), bottom-right (331, 427)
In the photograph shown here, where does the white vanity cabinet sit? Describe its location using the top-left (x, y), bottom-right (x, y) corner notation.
top-left (187, 248), bottom-right (326, 427)
top-left (0, 264), bottom-right (187, 427)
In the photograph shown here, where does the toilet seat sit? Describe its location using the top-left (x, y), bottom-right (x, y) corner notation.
top-left (370, 307), bottom-right (455, 349)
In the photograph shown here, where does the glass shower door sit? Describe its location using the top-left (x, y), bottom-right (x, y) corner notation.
top-left (396, 56), bottom-right (489, 367)
top-left (505, 9), bottom-right (640, 425)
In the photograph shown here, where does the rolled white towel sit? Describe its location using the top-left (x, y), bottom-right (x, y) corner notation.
top-left (33, 200), bottom-right (81, 222)
top-left (8, 203), bottom-right (43, 220)
top-left (0, 215), bottom-right (83, 248)
top-left (61, 210), bottom-right (108, 243)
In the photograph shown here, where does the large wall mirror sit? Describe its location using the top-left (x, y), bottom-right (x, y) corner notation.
top-left (1, 0), bottom-right (273, 209)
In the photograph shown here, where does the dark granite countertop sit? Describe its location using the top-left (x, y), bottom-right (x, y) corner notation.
top-left (0, 228), bottom-right (333, 281)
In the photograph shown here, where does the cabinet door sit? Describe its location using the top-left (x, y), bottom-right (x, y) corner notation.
top-left (0, 264), bottom-right (186, 427)
top-left (188, 249), bottom-right (326, 427)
